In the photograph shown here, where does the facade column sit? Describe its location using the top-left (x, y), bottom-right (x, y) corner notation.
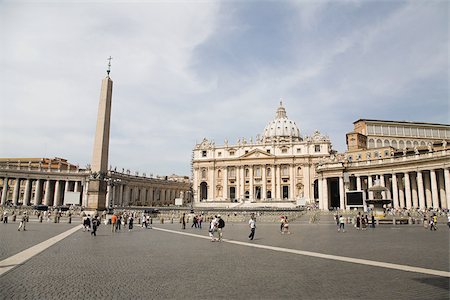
top-left (444, 168), bottom-right (450, 210)
top-left (380, 175), bottom-right (386, 199)
top-left (322, 177), bottom-right (329, 211)
top-left (54, 180), bottom-right (62, 206)
top-left (249, 166), bottom-right (254, 201)
top-left (44, 180), bottom-right (52, 206)
top-left (271, 165), bottom-right (275, 200)
top-left (392, 173), bottom-right (399, 209)
top-left (24, 179), bottom-right (32, 206)
top-left (223, 168), bottom-right (228, 200)
top-left (356, 176), bottom-right (361, 191)
top-left (276, 165), bottom-right (281, 200)
top-left (417, 171), bottom-right (426, 209)
top-left (82, 181), bottom-right (89, 207)
top-left (119, 184), bottom-right (124, 207)
top-left (303, 164), bottom-right (311, 201)
top-left (34, 179), bottom-right (43, 205)
top-left (74, 181), bottom-right (80, 192)
top-left (106, 184), bottom-right (112, 208)
top-left (404, 172), bottom-right (412, 209)
top-left (339, 176), bottom-right (345, 210)
top-left (438, 170), bottom-right (446, 209)
top-left (290, 165), bottom-right (295, 200)
top-left (410, 174), bottom-right (418, 208)
top-left (430, 169), bottom-right (440, 208)
top-left (367, 175), bottom-right (373, 200)
top-left (13, 178), bottom-right (21, 206)
top-left (240, 166), bottom-right (245, 200)
top-left (1, 178), bottom-right (9, 205)
top-left (208, 167), bottom-right (214, 201)
top-left (262, 165), bottom-right (267, 200)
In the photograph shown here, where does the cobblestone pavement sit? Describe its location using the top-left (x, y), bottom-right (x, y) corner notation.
top-left (0, 220), bottom-right (448, 300)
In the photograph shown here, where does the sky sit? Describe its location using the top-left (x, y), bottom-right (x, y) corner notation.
top-left (0, 0), bottom-right (448, 177)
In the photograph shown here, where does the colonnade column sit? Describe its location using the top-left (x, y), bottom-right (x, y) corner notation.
top-left (322, 177), bottom-right (329, 211)
top-left (392, 173), bottom-right (399, 209)
top-left (44, 180), bottom-right (52, 206)
top-left (54, 180), bottom-right (62, 206)
top-left (318, 177), bottom-right (323, 209)
top-left (416, 171), bottom-right (426, 209)
top-left (410, 174), bottom-right (418, 209)
top-left (24, 179), bottom-right (32, 206)
top-left (240, 166), bottom-right (245, 200)
top-left (380, 175), bottom-right (386, 199)
top-left (367, 175), bottom-right (373, 200)
top-left (339, 176), bottom-right (345, 210)
top-left (13, 178), bottom-right (20, 206)
top-left (1, 178), bottom-right (8, 205)
top-left (356, 176), bottom-right (361, 191)
top-left (430, 169), bottom-right (440, 208)
top-left (424, 172), bottom-right (432, 208)
top-left (438, 170), bottom-right (446, 209)
top-left (404, 172), bottom-right (411, 209)
top-left (398, 175), bottom-right (405, 208)
top-left (34, 179), bottom-right (43, 205)
top-left (444, 168), bottom-right (450, 209)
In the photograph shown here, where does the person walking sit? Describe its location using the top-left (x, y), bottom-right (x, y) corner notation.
top-left (338, 215), bottom-right (345, 232)
top-left (282, 216), bottom-right (291, 234)
top-left (128, 215), bottom-right (134, 231)
top-left (429, 214), bottom-right (438, 231)
top-left (217, 215), bottom-right (225, 241)
top-left (3, 211), bottom-right (8, 224)
top-left (142, 214), bottom-right (147, 229)
top-left (91, 216), bottom-right (100, 236)
top-left (181, 213), bottom-right (186, 230)
top-left (111, 214), bottom-right (117, 233)
top-left (248, 214), bottom-right (256, 240)
top-left (209, 216), bottom-right (218, 242)
top-left (18, 212), bottom-right (27, 231)
top-left (191, 215), bottom-right (198, 228)
top-left (447, 213), bottom-right (450, 229)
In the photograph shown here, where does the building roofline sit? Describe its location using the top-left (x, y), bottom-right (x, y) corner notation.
top-left (353, 119), bottom-right (450, 128)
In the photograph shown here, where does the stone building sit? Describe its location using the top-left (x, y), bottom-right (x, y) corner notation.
top-left (192, 102), bottom-right (333, 207)
top-left (317, 120), bottom-right (450, 211)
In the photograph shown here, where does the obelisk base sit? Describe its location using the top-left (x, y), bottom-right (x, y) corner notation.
top-left (87, 180), bottom-right (107, 211)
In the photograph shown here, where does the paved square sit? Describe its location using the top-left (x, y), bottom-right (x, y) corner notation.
top-left (0, 219), bottom-right (449, 299)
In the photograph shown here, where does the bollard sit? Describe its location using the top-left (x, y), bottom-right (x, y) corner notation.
top-left (68, 216), bottom-right (72, 224)
top-left (160, 218), bottom-right (164, 224)
top-left (393, 218), bottom-right (396, 226)
top-left (171, 218), bottom-right (173, 224)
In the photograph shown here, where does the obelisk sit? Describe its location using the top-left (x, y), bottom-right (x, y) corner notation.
top-left (87, 57), bottom-right (113, 211)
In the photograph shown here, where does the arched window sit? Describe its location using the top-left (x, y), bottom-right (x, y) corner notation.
top-left (391, 140), bottom-right (398, 149)
top-left (217, 169), bottom-right (222, 178)
top-left (384, 139), bottom-right (390, 147)
top-left (245, 168), bottom-right (249, 178)
top-left (267, 168), bottom-right (271, 177)
top-left (406, 141), bottom-right (412, 148)
top-left (376, 139), bottom-right (382, 147)
top-left (297, 167), bottom-right (302, 176)
top-left (201, 169), bottom-right (207, 179)
top-left (368, 139), bottom-right (375, 148)
top-left (399, 140), bottom-right (405, 149)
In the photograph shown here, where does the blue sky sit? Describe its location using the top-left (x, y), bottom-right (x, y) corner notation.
top-left (0, 0), bottom-right (448, 176)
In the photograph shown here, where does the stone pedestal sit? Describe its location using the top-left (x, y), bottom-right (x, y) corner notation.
top-left (87, 180), bottom-right (107, 211)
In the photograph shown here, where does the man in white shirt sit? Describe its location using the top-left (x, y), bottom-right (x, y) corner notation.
top-left (209, 216), bottom-right (219, 242)
top-left (248, 214), bottom-right (256, 240)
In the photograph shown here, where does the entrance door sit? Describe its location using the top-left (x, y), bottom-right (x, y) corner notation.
top-left (282, 186), bottom-right (289, 199)
top-left (200, 182), bottom-right (208, 200)
top-left (255, 186), bottom-right (261, 200)
top-left (229, 186), bottom-right (236, 201)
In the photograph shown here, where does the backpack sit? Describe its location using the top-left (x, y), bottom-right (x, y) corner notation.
top-left (218, 218), bottom-right (225, 228)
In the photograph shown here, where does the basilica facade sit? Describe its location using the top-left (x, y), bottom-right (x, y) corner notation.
top-left (192, 102), bottom-right (333, 207)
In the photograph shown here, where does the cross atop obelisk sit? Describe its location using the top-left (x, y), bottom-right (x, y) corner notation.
top-left (87, 58), bottom-right (114, 211)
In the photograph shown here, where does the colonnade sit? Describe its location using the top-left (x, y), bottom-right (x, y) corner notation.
top-left (319, 167), bottom-right (450, 211)
top-left (0, 177), bottom-right (84, 207)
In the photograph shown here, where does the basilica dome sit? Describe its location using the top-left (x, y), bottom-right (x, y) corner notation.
top-left (263, 102), bottom-right (301, 141)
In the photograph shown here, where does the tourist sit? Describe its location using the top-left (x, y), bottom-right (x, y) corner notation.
top-left (3, 211), bottom-right (8, 223)
top-left (91, 216), bottom-right (100, 236)
top-left (356, 213), bottom-right (361, 230)
top-left (280, 216), bottom-right (285, 233)
top-left (18, 212), bottom-right (27, 231)
top-left (181, 213), bottom-right (186, 230)
top-left (111, 213), bottom-right (117, 233)
top-left (116, 215), bottom-right (122, 231)
top-left (447, 214), bottom-right (450, 229)
top-left (429, 214), bottom-right (437, 231)
top-left (217, 215), bottom-right (225, 241)
top-left (371, 214), bottom-right (376, 228)
top-left (334, 213), bottom-right (340, 230)
top-left (191, 215), bottom-right (198, 228)
top-left (142, 214), bottom-right (147, 229)
top-left (198, 214), bottom-right (203, 229)
top-left (209, 215), bottom-right (218, 241)
top-left (282, 216), bottom-right (291, 234)
top-left (248, 214), bottom-right (256, 240)
top-left (338, 215), bottom-right (345, 232)
top-left (83, 214), bottom-right (91, 232)
top-left (128, 215), bottom-right (134, 231)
